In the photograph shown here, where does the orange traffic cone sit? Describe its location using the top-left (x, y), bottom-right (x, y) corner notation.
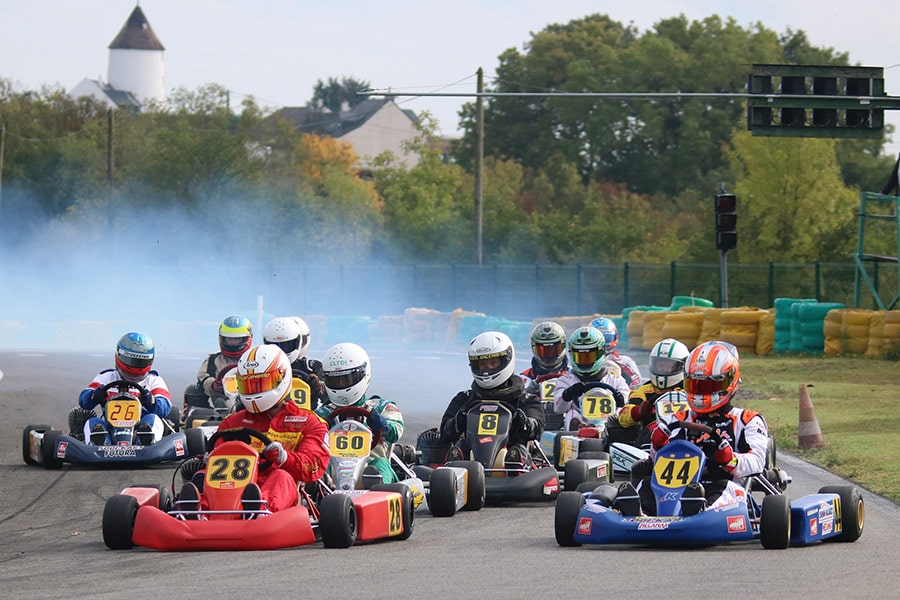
top-left (798, 383), bottom-right (828, 449)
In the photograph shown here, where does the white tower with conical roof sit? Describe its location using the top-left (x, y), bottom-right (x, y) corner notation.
top-left (108, 4), bottom-right (165, 104)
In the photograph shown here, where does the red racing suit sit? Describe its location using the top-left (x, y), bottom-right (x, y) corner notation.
top-left (215, 401), bottom-right (329, 512)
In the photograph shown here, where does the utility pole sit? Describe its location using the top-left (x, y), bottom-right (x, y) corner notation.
top-left (474, 67), bottom-right (484, 265)
top-left (107, 109), bottom-right (114, 189)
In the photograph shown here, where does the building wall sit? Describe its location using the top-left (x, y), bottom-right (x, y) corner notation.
top-left (340, 103), bottom-right (419, 168)
top-left (108, 49), bottom-right (165, 105)
top-left (70, 79), bottom-right (118, 110)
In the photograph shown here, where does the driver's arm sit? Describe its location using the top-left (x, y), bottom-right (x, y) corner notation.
top-left (439, 391), bottom-right (469, 443)
top-left (281, 417), bottom-right (329, 483)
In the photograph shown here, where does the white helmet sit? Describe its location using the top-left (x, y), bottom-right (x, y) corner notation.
top-left (236, 345), bottom-right (292, 413)
top-left (468, 331), bottom-right (515, 389)
top-left (648, 338), bottom-right (690, 389)
top-left (263, 316), bottom-right (310, 363)
top-left (323, 342), bottom-right (371, 407)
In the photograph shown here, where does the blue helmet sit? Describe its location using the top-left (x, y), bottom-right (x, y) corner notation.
top-left (116, 331), bottom-right (154, 382)
top-left (589, 317), bottom-right (618, 352)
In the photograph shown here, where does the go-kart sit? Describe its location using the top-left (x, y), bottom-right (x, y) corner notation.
top-left (324, 406), bottom-right (482, 518)
top-left (538, 382), bottom-right (620, 490)
top-left (555, 421), bottom-right (865, 549)
top-left (23, 380), bottom-right (197, 469)
top-left (432, 401), bottom-right (561, 503)
top-left (103, 426), bottom-right (416, 550)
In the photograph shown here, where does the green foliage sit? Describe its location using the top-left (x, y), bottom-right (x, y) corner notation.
top-left (312, 76), bottom-right (371, 113)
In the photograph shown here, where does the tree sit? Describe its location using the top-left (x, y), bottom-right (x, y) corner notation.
top-left (312, 76), bottom-right (371, 113)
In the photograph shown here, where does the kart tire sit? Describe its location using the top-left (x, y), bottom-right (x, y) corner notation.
top-left (103, 494), bottom-right (138, 550)
top-left (166, 406), bottom-right (181, 432)
top-left (766, 435), bottom-right (777, 468)
top-left (40, 429), bottom-right (64, 470)
top-left (185, 428), bottom-right (207, 456)
top-left (22, 424), bottom-right (50, 466)
top-left (579, 451), bottom-right (612, 483)
top-left (760, 494), bottom-right (791, 549)
top-left (564, 459), bottom-right (590, 491)
top-left (577, 438), bottom-right (605, 456)
top-left (130, 484), bottom-right (174, 512)
top-left (448, 460), bottom-right (485, 511)
top-left (319, 493), bottom-right (358, 548)
top-left (818, 485), bottom-right (864, 542)
top-left (555, 491), bottom-right (585, 547)
top-left (370, 483), bottom-right (415, 540)
top-left (427, 468), bottom-right (458, 517)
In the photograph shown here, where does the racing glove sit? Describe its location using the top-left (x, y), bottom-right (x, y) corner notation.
top-left (561, 381), bottom-right (586, 404)
top-left (628, 400), bottom-right (654, 424)
top-left (367, 410), bottom-right (388, 433)
top-left (263, 441), bottom-right (288, 467)
top-left (454, 410), bottom-right (468, 434)
top-left (210, 377), bottom-right (224, 395)
top-left (91, 387), bottom-right (107, 405)
top-left (139, 388), bottom-right (155, 408)
top-left (512, 409), bottom-right (537, 438)
top-left (701, 430), bottom-right (735, 469)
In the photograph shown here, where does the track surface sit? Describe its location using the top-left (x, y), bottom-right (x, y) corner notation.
top-left (2, 349), bottom-right (899, 600)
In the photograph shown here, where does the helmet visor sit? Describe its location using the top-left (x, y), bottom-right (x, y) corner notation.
top-left (650, 357), bottom-right (684, 377)
top-left (684, 372), bottom-right (735, 396)
top-left (533, 341), bottom-right (563, 363)
top-left (271, 337), bottom-right (300, 357)
top-left (117, 349), bottom-right (153, 370)
top-left (237, 368), bottom-right (285, 395)
top-left (572, 348), bottom-right (600, 367)
top-left (221, 335), bottom-right (250, 354)
top-left (325, 364), bottom-right (367, 391)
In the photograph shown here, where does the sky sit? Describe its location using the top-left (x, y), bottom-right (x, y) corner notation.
top-left (1, 0), bottom-right (899, 157)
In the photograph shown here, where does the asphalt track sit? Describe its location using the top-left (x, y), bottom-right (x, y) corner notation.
top-left (2, 349), bottom-right (899, 600)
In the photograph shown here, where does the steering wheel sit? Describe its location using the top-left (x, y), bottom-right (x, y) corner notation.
top-left (205, 427), bottom-right (276, 470)
top-left (97, 379), bottom-right (149, 405)
top-left (581, 381), bottom-right (625, 407)
top-left (326, 405), bottom-right (383, 449)
top-left (210, 363), bottom-right (238, 402)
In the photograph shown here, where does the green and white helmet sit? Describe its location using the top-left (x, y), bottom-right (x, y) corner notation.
top-left (530, 321), bottom-right (567, 370)
top-left (568, 326), bottom-right (607, 377)
top-left (649, 338), bottom-right (689, 389)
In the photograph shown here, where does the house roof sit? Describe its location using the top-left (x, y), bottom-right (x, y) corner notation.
top-left (277, 98), bottom-right (417, 137)
top-left (109, 5), bottom-right (165, 51)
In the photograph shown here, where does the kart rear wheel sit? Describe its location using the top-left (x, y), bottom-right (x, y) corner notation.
top-left (427, 468), bottom-right (458, 517)
top-left (555, 491), bottom-right (585, 547)
top-left (103, 494), bottom-right (138, 549)
top-left (818, 485), bottom-right (864, 542)
top-left (40, 429), bottom-right (64, 469)
top-left (166, 406), bottom-right (181, 432)
top-left (131, 484), bottom-right (174, 512)
top-left (370, 483), bottom-right (415, 540)
top-left (760, 494), bottom-right (791, 549)
top-left (319, 493), bottom-right (357, 548)
top-left (766, 435), bottom-right (777, 468)
top-left (448, 460), bottom-right (485, 511)
top-left (185, 428), bottom-right (206, 456)
top-left (22, 424), bottom-right (50, 466)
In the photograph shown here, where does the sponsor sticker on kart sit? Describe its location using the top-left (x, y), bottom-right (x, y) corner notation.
top-left (174, 439), bottom-right (185, 456)
top-left (818, 501), bottom-right (836, 535)
top-left (578, 517), bottom-right (593, 535)
top-left (727, 515), bottom-right (747, 533)
top-left (809, 518), bottom-right (818, 536)
top-left (57, 441), bottom-right (68, 458)
top-left (543, 479), bottom-right (559, 495)
top-left (103, 446), bottom-right (137, 458)
top-left (637, 520), bottom-right (670, 531)
top-left (595, 463), bottom-right (608, 479)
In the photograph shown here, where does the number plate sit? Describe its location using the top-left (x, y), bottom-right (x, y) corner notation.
top-left (205, 454), bottom-right (257, 489)
top-left (329, 430), bottom-right (370, 458)
top-left (290, 378), bottom-right (312, 410)
top-left (106, 398), bottom-right (141, 428)
top-left (653, 453), bottom-right (701, 488)
top-left (581, 391), bottom-right (615, 422)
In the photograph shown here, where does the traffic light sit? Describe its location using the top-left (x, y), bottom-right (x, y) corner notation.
top-left (715, 192), bottom-right (737, 251)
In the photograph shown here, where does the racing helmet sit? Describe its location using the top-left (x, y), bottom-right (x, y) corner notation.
top-left (468, 331), bottom-right (516, 389)
top-left (236, 344), bottom-right (292, 413)
top-left (648, 338), bottom-right (690, 389)
top-left (684, 341), bottom-right (741, 414)
top-left (589, 317), bottom-right (619, 352)
top-left (568, 326), bottom-right (608, 377)
top-left (290, 316), bottom-right (312, 360)
top-left (322, 342), bottom-right (371, 407)
top-left (263, 316), bottom-right (305, 363)
top-left (219, 315), bottom-right (253, 358)
top-left (530, 321), bottom-right (566, 370)
top-left (115, 332), bottom-right (155, 382)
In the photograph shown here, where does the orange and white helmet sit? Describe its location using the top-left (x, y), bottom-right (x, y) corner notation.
top-left (236, 345), bottom-right (291, 413)
top-left (684, 341), bottom-right (740, 414)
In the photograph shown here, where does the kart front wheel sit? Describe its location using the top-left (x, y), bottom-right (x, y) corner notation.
top-left (448, 460), bottom-right (485, 511)
top-left (760, 494), bottom-right (791, 549)
top-left (22, 424), bottom-right (50, 466)
top-left (320, 493), bottom-right (358, 548)
top-left (103, 494), bottom-right (138, 549)
top-left (564, 459), bottom-right (589, 491)
top-left (427, 468), bottom-right (458, 517)
top-left (40, 429), bottom-right (64, 469)
top-left (185, 428), bottom-right (206, 456)
top-left (819, 485), bottom-right (864, 542)
top-left (555, 491), bottom-right (585, 547)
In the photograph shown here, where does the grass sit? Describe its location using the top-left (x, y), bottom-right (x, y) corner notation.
top-left (734, 353), bottom-right (900, 502)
